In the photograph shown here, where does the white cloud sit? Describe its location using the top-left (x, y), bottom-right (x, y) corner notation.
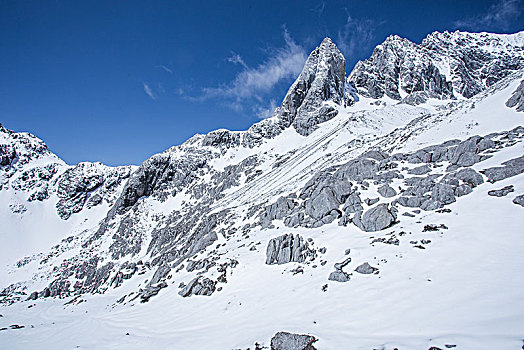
top-left (254, 99), bottom-right (278, 119)
top-left (454, 0), bottom-right (522, 31)
top-left (197, 30), bottom-right (307, 108)
top-left (158, 65), bottom-right (173, 74)
top-left (336, 11), bottom-right (376, 60)
top-left (226, 52), bottom-right (247, 69)
top-left (142, 82), bottom-right (156, 100)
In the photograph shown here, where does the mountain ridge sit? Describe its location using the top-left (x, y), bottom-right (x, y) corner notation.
top-left (1, 30), bottom-right (524, 349)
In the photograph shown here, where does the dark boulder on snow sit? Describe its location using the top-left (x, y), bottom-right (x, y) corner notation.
top-left (270, 331), bottom-right (318, 350)
top-left (488, 185), bottom-right (514, 197)
top-left (355, 262), bottom-right (379, 274)
top-left (513, 194), bottom-right (524, 207)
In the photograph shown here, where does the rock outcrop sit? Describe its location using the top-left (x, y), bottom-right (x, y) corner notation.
top-left (506, 80), bottom-right (524, 112)
top-left (275, 37), bottom-right (347, 136)
top-left (266, 234), bottom-right (315, 265)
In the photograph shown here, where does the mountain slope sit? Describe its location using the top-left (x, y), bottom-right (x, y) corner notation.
top-left (1, 30), bottom-right (524, 349)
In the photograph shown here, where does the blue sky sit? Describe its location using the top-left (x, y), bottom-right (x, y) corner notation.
top-left (1, 0), bottom-right (523, 166)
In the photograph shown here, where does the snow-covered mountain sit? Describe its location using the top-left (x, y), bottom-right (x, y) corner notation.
top-left (1, 30), bottom-right (524, 349)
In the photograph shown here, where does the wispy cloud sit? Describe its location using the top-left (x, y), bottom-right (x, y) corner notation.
top-left (254, 99), bottom-right (278, 119)
top-left (142, 82), bottom-right (156, 100)
top-left (454, 0), bottom-right (522, 31)
top-left (226, 52), bottom-right (248, 69)
top-left (157, 65), bottom-right (173, 74)
top-left (194, 29), bottom-right (307, 111)
top-left (311, 1), bottom-right (326, 17)
top-left (336, 11), bottom-right (376, 60)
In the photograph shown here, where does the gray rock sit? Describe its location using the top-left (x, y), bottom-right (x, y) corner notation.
top-left (378, 184), bottom-right (397, 198)
top-left (276, 38), bottom-right (346, 136)
top-left (328, 270), bottom-right (351, 282)
top-left (488, 185), bottom-right (514, 197)
top-left (355, 262), bottom-right (378, 274)
top-left (506, 80), bottom-right (524, 112)
top-left (333, 257), bottom-right (352, 271)
top-left (482, 155), bottom-right (524, 183)
top-left (270, 331), bottom-right (318, 350)
top-left (431, 183), bottom-right (456, 205)
top-left (513, 194), bottom-right (524, 207)
top-left (178, 276), bottom-right (216, 298)
top-left (260, 196), bottom-right (297, 228)
top-left (352, 204), bottom-right (397, 232)
top-left (401, 91), bottom-right (429, 105)
top-left (305, 187), bottom-right (340, 220)
top-left (408, 165), bottom-right (431, 175)
top-left (266, 234), bottom-right (315, 265)
top-left (364, 197), bottom-right (379, 206)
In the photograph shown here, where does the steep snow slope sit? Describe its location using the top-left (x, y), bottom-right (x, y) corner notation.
top-left (1, 31), bottom-right (524, 349)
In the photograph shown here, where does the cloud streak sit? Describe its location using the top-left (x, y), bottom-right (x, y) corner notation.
top-left (454, 0), bottom-right (522, 31)
top-left (336, 11), bottom-right (376, 60)
top-left (226, 52), bottom-right (248, 69)
top-left (157, 65), bottom-right (173, 74)
top-left (142, 82), bottom-right (156, 100)
top-left (196, 30), bottom-right (307, 109)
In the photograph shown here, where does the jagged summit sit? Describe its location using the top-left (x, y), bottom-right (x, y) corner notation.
top-left (274, 36), bottom-right (347, 136)
top-left (348, 30), bottom-right (524, 102)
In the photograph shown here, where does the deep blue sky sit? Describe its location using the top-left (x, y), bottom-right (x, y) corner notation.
top-left (1, 0), bottom-right (523, 165)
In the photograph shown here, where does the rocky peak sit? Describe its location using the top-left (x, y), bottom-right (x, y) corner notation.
top-left (275, 36), bottom-right (347, 136)
top-left (349, 30), bottom-right (524, 102)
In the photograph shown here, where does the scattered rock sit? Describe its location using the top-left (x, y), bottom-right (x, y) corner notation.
top-left (488, 185), bottom-right (514, 197)
top-left (513, 194), bottom-right (524, 207)
top-left (355, 262), bottom-right (378, 274)
top-left (270, 331), bottom-right (318, 350)
top-left (178, 276), bottom-right (216, 298)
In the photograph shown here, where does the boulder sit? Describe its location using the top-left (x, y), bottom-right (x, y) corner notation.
top-left (513, 194), bottom-right (524, 207)
top-left (355, 262), bottom-right (378, 274)
top-left (352, 204), bottom-right (397, 232)
top-left (270, 331), bottom-right (318, 350)
top-left (488, 185), bottom-right (514, 197)
top-left (378, 184), bottom-right (397, 198)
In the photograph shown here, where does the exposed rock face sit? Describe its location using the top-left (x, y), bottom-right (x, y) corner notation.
top-left (482, 155), bottom-right (524, 183)
top-left (506, 80), bottom-right (524, 112)
top-left (275, 37), bottom-right (347, 136)
top-left (349, 31), bottom-right (524, 100)
top-left (0, 144), bottom-right (16, 166)
top-left (353, 204), bottom-right (397, 232)
top-left (266, 234), bottom-right (315, 265)
top-left (178, 276), bottom-right (216, 298)
top-left (488, 185), bottom-right (514, 197)
top-left (270, 331), bottom-right (318, 350)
